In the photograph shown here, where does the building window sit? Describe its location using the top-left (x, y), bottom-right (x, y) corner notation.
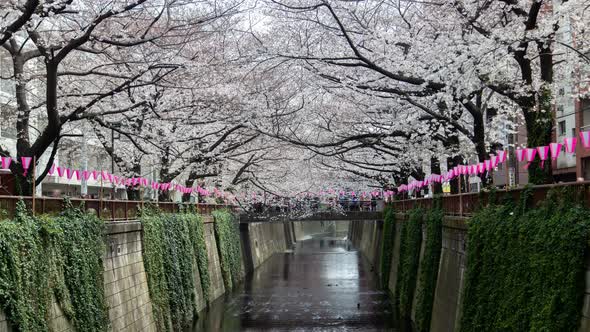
top-left (558, 121), bottom-right (566, 136)
top-left (557, 105), bottom-right (564, 115)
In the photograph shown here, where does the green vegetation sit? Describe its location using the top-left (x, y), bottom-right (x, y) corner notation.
top-left (395, 208), bottom-right (423, 317)
top-left (212, 209), bottom-right (242, 291)
top-left (526, 86), bottom-right (554, 184)
top-left (414, 206), bottom-right (443, 332)
top-left (379, 206), bottom-right (396, 288)
top-left (0, 200), bottom-right (108, 332)
top-left (186, 212), bottom-right (211, 302)
top-left (141, 208), bottom-right (211, 332)
top-left (461, 187), bottom-right (590, 331)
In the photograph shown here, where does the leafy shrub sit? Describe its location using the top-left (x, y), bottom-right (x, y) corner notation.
top-left (414, 207), bottom-right (443, 332)
top-left (0, 200), bottom-right (108, 332)
top-left (380, 206), bottom-right (396, 288)
top-left (461, 187), bottom-right (590, 331)
top-left (395, 208), bottom-right (423, 317)
top-left (212, 209), bottom-right (242, 291)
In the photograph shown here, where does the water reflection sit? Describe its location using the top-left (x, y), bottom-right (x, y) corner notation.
top-left (191, 232), bottom-right (396, 331)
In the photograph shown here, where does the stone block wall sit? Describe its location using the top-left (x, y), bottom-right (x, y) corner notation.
top-left (350, 219), bottom-right (382, 269)
top-left (351, 215), bottom-right (590, 332)
top-left (0, 221), bottom-right (157, 332)
top-left (247, 222), bottom-right (289, 270)
top-left (203, 221), bottom-right (226, 302)
top-left (293, 221), bottom-right (328, 240)
top-left (0, 216), bottom-right (298, 332)
top-left (351, 216), bottom-right (469, 332)
top-left (104, 222), bottom-right (157, 332)
top-left (429, 218), bottom-right (467, 332)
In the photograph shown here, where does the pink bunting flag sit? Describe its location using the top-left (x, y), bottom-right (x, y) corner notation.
top-left (1, 157), bottom-right (11, 170)
top-left (65, 168), bottom-right (74, 180)
top-left (74, 170), bottom-right (81, 181)
top-left (151, 182), bottom-right (158, 190)
top-left (525, 148), bottom-right (537, 161)
top-left (57, 166), bottom-right (66, 177)
top-left (537, 146), bottom-right (550, 168)
top-left (101, 171), bottom-right (109, 181)
top-left (580, 131), bottom-right (590, 148)
top-left (48, 163), bottom-right (56, 176)
top-left (496, 150), bottom-right (507, 163)
top-left (524, 148), bottom-right (537, 169)
top-left (564, 137), bottom-right (577, 153)
top-left (460, 165), bottom-right (467, 175)
top-left (492, 155), bottom-right (500, 167)
top-left (516, 148), bottom-right (526, 162)
top-left (550, 143), bottom-right (562, 160)
top-left (21, 157), bottom-right (32, 176)
top-left (82, 170), bottom-right (91, 181)
top-left (92, 170), bottom-right (99, 180)
top-left (477, 163), bottom-right (485, 174)
top-left (484, 160), bottom-right (492, 171)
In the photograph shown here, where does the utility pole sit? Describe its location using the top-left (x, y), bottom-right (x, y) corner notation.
top-left (81, 131), bottom-right (88, 197)
top-left (111, 128), bottom-right (115, 199)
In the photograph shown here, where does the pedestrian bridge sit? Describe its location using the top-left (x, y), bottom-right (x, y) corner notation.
top-left (238, 210), bottom-right (383, 223)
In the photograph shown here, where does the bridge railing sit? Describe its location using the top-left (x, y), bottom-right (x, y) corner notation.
top-left (0, 195), bottom-right (236, 221)
top-left (391, 181), bottom-right (590, 217)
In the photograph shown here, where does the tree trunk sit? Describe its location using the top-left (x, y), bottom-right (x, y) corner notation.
top-left (447, 155), bottom-right (464, 194)
top-left (524, 87), bottom-right (553, 184)
top-left (182, 178), bottom-right (196, 202)
top-left (126, 188), bottom-right (140, 200)
top-left (430, 157), bottom-right (443, 195)
top-left (14, 173), bottom-right (33, 196)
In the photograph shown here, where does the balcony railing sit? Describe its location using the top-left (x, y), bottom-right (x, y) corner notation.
top-left (0, 196), bottom-right (236, 221)
top-left (390, 181), bottom-right (590, 217)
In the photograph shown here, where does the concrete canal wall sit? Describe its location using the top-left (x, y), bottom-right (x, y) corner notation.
top-left (350, 214), bottom-right (590, 332)
top-left (0, 217), bottom-right (297, 332)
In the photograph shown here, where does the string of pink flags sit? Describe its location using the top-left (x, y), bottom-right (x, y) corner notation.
top-left (394, 134), bottom-right (585, 195)
top-left (0, 157), bottom-right (223, 197)
top-left (1, 132), bottom-right (586, 200)
top-left (0, 158), bottom-right (384, 200)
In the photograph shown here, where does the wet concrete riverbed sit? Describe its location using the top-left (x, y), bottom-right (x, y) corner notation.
top-left (191, 232), bottom-right (396, 331)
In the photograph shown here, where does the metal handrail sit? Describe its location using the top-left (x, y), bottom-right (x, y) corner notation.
top-left (0, 195), bottom-right (237, 221)
top-left (391, 181), bottom-right (590, 217)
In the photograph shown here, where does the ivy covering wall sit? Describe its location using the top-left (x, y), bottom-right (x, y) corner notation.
top-left (212, 209), bottom-right (242, 291)
top-left (379, 206), bottom-right (396, 288)
top-left (141, 209), bottom-right (210, 332)
top-left (414, 207), bottom-right (443, 332)
top-left (395, 208), bottom-right (423, 318)
top-left (461, 188), bottom-right (590, 331)
top-left (185, 213), bottom-right (211, 302)
top-left (0, 200), bottom-right (108, 332)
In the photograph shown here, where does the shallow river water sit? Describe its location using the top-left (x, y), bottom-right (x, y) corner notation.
top-left (191, 232), bottom-right (398, 331)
